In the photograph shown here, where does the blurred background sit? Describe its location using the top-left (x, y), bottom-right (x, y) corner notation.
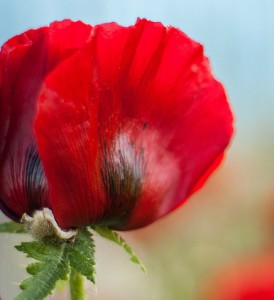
top-left (0, 0), bottom-right (274, 299)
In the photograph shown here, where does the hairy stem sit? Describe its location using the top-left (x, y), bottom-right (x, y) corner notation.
top-left (69, 268), bottom-right (85, 300)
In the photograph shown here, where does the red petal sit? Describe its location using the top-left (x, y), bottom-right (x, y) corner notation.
top-left (47, 19), bottom-right (93, 70)
top-left (35, 23), bottom-right (133, 229)
top-left (0, 20), bottom-right (92, 221)
top-left (35, 19), bottom-right (233, 229)
top-left (121, 20), bottom-right (233, 229)
top-left (35, 43), bottom-right (103, 228)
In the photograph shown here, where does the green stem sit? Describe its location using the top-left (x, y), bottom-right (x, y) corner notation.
top-left (69, 268), bottom-right (85, 300)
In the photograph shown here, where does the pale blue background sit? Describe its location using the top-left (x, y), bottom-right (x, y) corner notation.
top-left (1, 1), bottom-right (274, 299)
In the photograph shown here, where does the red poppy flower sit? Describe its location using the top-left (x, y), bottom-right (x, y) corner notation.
top-left (201, 255), bottom-right (274, 300)
top-left (0, 19), bottom-right (233, 230)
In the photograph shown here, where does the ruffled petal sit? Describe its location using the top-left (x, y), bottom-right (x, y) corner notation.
top-left (121, 20), bottom-right (233, 229)
top-left (35, 23), bottom-right (133, 229)
top-left (35, 19), bottom-right (233, 229)
top-left (0, 20), bottom-right (92, 221)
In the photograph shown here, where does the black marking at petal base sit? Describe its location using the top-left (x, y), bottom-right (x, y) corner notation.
top-left (142, 122), bottom-right (148, 131)
top-left (100, 137), bottom-right (146, 226)
top-left (24, 144), bottom-right (49, 211)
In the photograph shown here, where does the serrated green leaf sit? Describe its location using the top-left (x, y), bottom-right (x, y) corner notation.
top-left (0, 221), bottom-right (26, 233)
top-left (14, 227), bottom-right (96, 300)
top-left (65, 228), bottom-right (95, 283)
top-left (93, 225), bottom-right (146, 272)
top-left (14, 241), bottom-right (69, 300)
top-left (26, 262), bottom-right (44, 275)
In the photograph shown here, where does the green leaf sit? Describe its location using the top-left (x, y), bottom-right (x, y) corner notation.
top-left (65, 228), bottom-right (95, 283)
top-left (0, 221), bottom-right (26, 233)
top-left (14, 228), bottom-right (96, 300)
top-left (15, 242), bottom-right (69, 300)
top-left (93, 225), bottom-right (146, 272)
